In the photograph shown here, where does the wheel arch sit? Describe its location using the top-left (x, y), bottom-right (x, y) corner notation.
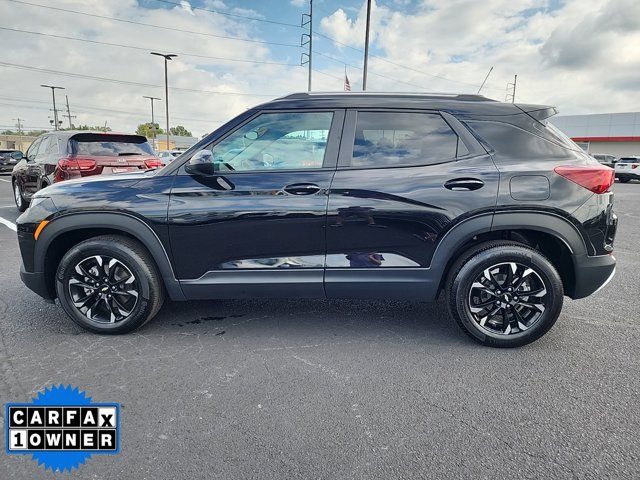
top-left (35, 212), bottom-right (185, 301)
top-left (432, 211), bottom-right (586, 298)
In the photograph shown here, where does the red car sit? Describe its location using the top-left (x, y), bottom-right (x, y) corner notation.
top-left (11, 131), bottom-right (163, 211)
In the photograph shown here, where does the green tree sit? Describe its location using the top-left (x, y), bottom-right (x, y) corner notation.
top-left (136, 122), bottom-right (163, 137)
top-left (67, 124), bottom-right (112, 132)
top-left (169, 125), bottom-right (192, 137)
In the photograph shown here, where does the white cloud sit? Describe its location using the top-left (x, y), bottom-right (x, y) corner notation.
top-left (290, 0), bottom-right (306, 7)
top-left (318, 0), bottom-right (640, 115)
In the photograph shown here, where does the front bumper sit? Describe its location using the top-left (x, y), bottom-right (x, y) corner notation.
top-left (571, 253), bottom-right (616, 299)
top-left (20, 264), bottom-right (55, 302)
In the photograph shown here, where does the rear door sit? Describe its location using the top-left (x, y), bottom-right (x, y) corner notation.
top-left (325, 109), bottom-right (499, 300)
top-left (168, 109), bottom-right (344, 299)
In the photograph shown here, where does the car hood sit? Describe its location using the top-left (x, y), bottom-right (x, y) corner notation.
top-left (34, 170), bottom-right (157, 199)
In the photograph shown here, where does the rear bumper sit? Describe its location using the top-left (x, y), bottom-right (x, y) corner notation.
top-left (20, 264), bottom-right (55, 302)
top-left (570, 253), bottom-right (616, 299)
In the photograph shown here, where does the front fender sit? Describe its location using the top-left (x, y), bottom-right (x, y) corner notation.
top-left (35, 212), bottom-right (185, 301)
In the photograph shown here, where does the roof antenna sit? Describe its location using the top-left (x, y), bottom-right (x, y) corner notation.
top-left (477, 66), bottom-right (493, 94)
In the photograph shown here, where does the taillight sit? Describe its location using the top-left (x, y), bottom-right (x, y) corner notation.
top-left (144, 159), bottom-right (164, 169)
top-left (54, 157), bottom-right (97, 182)
top-left (554, 165), bottom-right (615, 194)
top-left (632, 164), bottom-right (639, 169)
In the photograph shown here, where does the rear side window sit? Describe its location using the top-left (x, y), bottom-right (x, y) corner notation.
top-left (348, 112), bottom-right (459, 168)
top-left (69, 134), bottom-right (153, 156)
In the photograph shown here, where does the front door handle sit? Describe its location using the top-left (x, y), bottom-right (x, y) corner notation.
top-left (283, 183), bottom-right (321, 195)
top-left (444, 178), bottom-right (485, 191)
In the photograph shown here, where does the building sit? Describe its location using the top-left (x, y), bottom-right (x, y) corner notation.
top-left (551, 112), bottom-right (640, 157)
top-left (0, 134), bottom-right (35, 153)
top-left (149, 135), bottom-right (198, 152)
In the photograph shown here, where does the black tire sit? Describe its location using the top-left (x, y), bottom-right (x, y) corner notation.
top-left (618, 178), bottom-right (631, 183)
top-left (12, 179), bottom-right (29, 212)
top-left (55, 235), bottom-right (164, 334)
top-left (446, 241), bottom-right (564, 348)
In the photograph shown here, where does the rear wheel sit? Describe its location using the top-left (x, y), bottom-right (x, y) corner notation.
top-left (446, 241), bottom-right (564, 348)
top-left (12, 180), bottom-right (29, 212)
top-left (55, 235), bottom-right (164, 334)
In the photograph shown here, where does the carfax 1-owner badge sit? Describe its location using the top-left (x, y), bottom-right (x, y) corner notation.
top-left (5, 384), bottom-right (120, 472)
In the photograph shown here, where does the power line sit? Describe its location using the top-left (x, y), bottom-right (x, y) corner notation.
top-left (3, 0), bottom-right (301, 48)
top-left (0, 61), bottom-right (280, 97)
top-left (0, 97), bottom-right (225, 124)
top-left (313, 51), bottom-right (429, 91)
top-left (0, 27), bottom-right (299, 66)
top-left (314, 30), bottom-right (502, 92)
top-left (150, 0), bottom-right (301, 28)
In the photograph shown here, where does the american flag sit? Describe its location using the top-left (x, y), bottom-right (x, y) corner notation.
top-left (344, 71), bottom-right (351, 92)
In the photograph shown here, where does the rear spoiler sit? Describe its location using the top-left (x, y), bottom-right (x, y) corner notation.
top-left (514, 103), bottom-right (558, 123)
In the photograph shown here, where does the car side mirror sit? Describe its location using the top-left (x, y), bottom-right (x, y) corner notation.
top-left (185, 149), bottom-right (217, 176)
top-left (10, 151), bottom-right (24, 160)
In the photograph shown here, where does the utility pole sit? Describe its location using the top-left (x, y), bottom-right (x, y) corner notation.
top-left (300, 1), bottom-right (312, 91)
top-left (143, 95), bottom-right (161, 150)
top-left (362, 0), bottom-right (372, 91)
top-left (63, 95), bottom-right (76, 129)
top-left (505, 74), bottom-right (517, 103)
top-left (150, 52), bottom-right (177, 150)
top-left (40, 84), bottom-right (64, 130)
top-left (477, 66), bottom-right (493, 94)
top-left (12, 117), bottom-right (24, 135)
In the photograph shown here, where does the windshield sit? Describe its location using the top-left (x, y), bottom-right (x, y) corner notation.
top-left (69, 134), bottom-right (154, 156)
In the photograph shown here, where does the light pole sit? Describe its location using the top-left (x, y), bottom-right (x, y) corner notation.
top-left (150, 52), bottom-right (177, 150)
top-left (41, 84), bottom-right (65, 130)
top-left (143, 95), bottom-right (161, 150)
top-left (362, 0), bottom-right (372, 91)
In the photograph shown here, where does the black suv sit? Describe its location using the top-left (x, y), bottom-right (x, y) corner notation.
top-left (16, 93), bottom-right (617, 347)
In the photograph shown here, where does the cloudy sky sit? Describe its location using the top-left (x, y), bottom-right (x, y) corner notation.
top-left (0, 0), bottom-right (639, 137)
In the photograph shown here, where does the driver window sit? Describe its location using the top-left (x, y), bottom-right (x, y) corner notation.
top-left (202, 112), bottom-right (333, 172)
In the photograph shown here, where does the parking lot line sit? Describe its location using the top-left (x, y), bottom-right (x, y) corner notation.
top-left (0, 178), bottom-right (11, 182)
top-left (0, 216), bottom-right (17, 231)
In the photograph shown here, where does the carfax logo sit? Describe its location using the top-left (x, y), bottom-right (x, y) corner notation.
top-left (5, 384), bottom-right (120, 472)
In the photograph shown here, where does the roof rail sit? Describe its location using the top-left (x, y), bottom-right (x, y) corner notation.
top-left (278, 91), bottom-right (493, 101)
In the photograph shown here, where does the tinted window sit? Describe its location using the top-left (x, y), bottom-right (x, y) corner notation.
top-left (349, 112), bottom-right (459, 168)
top-left (203, 111), bottom-right (333, 172)
top-left (37, 136), bottom-right (50, 156)
top-left (69, 134), bottom-right (153, 156)
top-left (46, 137), bottom-right (59, 154)
top-left (26, 137), bottom-right (42, 161)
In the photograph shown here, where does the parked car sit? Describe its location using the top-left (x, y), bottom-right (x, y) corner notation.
top-left (614, 156), bottom-right (640, 183)
top-left (0, 149), bottom-right (23, 173)
top-left (16, 92), bottom-right (617, 347)
top-left (157, 150), bottom-right (183, 164)
top-left (592, 153), bottom-right (618, 168)
top-left (11, 131), bottom-right (164, 211)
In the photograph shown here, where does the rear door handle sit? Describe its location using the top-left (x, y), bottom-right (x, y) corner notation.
top-left (283, 183), bottom-right (321, 195)
top-left (444, 178), bottom-right (485, 191)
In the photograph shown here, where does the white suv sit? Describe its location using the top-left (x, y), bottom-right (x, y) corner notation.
top-left (615, 156), bottom-right (640, 183)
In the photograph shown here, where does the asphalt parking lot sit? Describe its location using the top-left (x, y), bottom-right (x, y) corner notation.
top-left (0, 176), bottom-right (638, 479)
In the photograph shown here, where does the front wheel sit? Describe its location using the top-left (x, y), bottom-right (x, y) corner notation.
top-left (13, 180), bottom-right (29, 212)
top-left (55, 235), bottom-right (164, 334)
top-left (618, 177), bottom-right (631, 183)
top-left (446, 241), bottom-right (564, 348)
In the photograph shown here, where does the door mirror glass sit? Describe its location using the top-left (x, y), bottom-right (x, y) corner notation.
top-left (10, 151), bottom-right (23, 160)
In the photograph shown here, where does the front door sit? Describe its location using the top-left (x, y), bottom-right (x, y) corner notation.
top-left (325, 109), bottom-right (500, 300)
top-left (168, 109), bottom-right (344, 299)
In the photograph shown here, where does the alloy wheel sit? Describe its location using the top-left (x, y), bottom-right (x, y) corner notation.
top-left (68, 255), bottom-right (139, 324)
top-left (14, 182), bottom-right (22, 208)
top-left (467, 262), bottom-right (547, 335)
